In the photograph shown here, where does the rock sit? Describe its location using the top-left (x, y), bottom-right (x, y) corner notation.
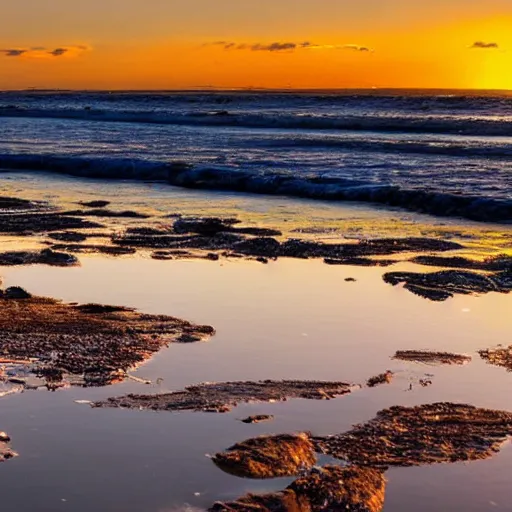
top-left (0, 200), bottom-right (102, 234)
top-left (174, 217), bottom-right (241, 236)
top-left (209, 465), bottom-right (386, 512)
top-left (411, 254), bottom-right (512, 272)
top-left (79, 200), bottom-right (111, 208)
top-left (94, 379), bottom-right (354, 412)
top-left (48, 231), bottom-right (88, 242)
top-left (63, 209), bottom-right (150, 219)
top-left (212, 433), bottom-right (316, 478)
top-left (109, 214), bottom-right (469, 265)
top-left (383, 269), bottom-right (511, 301)
top-left (479, 345), bottom-right (512, 372)
top-left (393, 350), bottom-right (472, 365)
top-left (50, 244), bottom-right (136, 256)
top-left (314, 403), bottom-right (512, 467)
top-left (324, 257), bottom-right (395, 267)
top-left (3, 287), bottom-right (32, 299)
top-left (234, 237), bottom-right (281, 258)
top-left (0, 249), bottom-right (79, 267)
top-left (0, 290), bottom-right (215, 387)
top-left (0, 197), bottom-right (39, 210)
top-left (0, 431), bottom-right (16, 462)
top-left (366, 371), bottom-right (394, 388)
top-left (240, 415), bottom-right (274, 424)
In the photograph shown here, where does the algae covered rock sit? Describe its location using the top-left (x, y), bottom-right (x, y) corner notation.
top-left (314, 403), bottom-right (512, 467)
top-left (212, 433), bottom-right (316, 479)
top-left (209, 465), bottom-right (386, 512)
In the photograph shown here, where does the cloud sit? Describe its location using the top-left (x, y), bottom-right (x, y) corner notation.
top-left (470, 41), bottom-right (499, 49)
top-left (207, 41), bottom-right (373, 53)
top-left (252, 42), bottom-right (298, 52)
top-left (1, 45), bottom-right (91, 59)
top-left (210, 41), bottom-right (305, 52)
top-left (342, 44), bottom-right (373, 52)
top-left (2, 49), bottom-right (28, 57)
top-left (49, 48), bottom-right (69, 57)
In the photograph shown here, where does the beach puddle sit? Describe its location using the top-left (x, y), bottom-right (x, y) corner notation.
top-left (0, 252), bottom-right (511, 511)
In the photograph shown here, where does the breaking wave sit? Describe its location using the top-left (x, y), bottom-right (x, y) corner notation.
top-left (0, 153), bottom-right (510, 223)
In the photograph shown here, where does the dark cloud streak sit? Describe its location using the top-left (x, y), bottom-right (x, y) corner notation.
top-left (1, 45), bottom-right (90, 58)
top-left (49, 48), bottom-right (69, 57)
top-left (208, 41), bottom-right (372, 53)
top-left (2, 49), bottom-right (27, 57)
top-left (471, 41), bottom-right (499, 49)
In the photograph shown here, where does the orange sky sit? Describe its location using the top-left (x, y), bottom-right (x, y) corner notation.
top-left (1, 0), bottom-right (511, 90)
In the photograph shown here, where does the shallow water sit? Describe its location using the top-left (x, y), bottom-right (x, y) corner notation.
top-left (1, 255), bottom-right (512, 511)
top-left (0, 174), bottom-right (512, 511)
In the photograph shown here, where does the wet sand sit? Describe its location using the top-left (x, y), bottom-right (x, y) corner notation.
top-left (0, 174), bottom-right (511, 511)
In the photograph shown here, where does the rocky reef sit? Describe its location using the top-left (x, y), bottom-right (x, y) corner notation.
top-left (0, 249), bottom-right (78, 267)
top-left (314, 403), bottom-right (512, 467)
top-left (479, 345), bottom-right (512, 372)
top-left (393, 350), bottom-right (472, 365)
top-left (94, 379), bottom-right (354, 412)
top-left (383, 269), bottom-right (511, 301)
top-left (212, 433), bottom-right (316, 479)
top-left (0, 287), bottom-right (214, 387)
top-left (209, 465), bottom-right (386, 512)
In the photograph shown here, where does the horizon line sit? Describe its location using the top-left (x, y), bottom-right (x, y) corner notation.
top-left (1, 86), bottom-right (512, 94)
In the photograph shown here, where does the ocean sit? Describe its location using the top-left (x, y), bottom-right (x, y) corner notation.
top-left (0, 89), bottom-right (511, 222)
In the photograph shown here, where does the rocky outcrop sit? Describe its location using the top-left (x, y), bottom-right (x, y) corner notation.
top-left (209, 465), bottom-right (386, 512)
top-left (0, 288), bottom-right (215, 387)
top-left (383, 269), bottom-right (511, 301)
top-left (94, 379), bottom-right (354, 412)
top-left (314, 403), bottom-right (512, 467)
top-left (212, 433), bottom-right (316, 479)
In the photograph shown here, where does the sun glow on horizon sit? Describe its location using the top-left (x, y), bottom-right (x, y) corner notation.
top-left (1, 3), bottom-right (511, 90)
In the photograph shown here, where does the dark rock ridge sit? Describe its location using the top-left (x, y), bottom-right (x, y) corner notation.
top-left (209, 465), bottom-right (386, 512)
top-left (93, 380), bottom-right (354, 412)
top-left (78, 200), bottom-right (111, 208)
top-left (212, 433), bottom-right (316, 479)
top-left (150, 249), bottom-right (219, 261)
top-left (50, 244), bottom-right (136, 256)
top-left (0, 196), bottom-right (41, 211)
top-left (62, 208), bottom-right (150, 219)
top-left (0, 210), bottom-right (101, 234)
top-left (0, 249), bottom-right (78, 267)
top-left (48, 231), bottom-right (88, 242)
top-left (383, 269), bottom-right (512, 301)
top-left (367, 371), bottom-right (394, 387)
top-left (411, 254), bottom-right (512, 272)
top-left (240, 414), bottom-right (274, 424)
top-left (0, 287), bottom-right (215, 387)
top-left (174, 217), bottom-right (282, 237)
top-left (393, 350), bottom-right (472, 365)
top-left (114, 218), bottom-right (463, 262)
top-left (324, 257), bottom-right (396, 267)
top-left (314, 403), bottom-right (512, 467)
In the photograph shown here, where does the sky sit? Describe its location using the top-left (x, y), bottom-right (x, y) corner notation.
top-left (1, 0), bottom-right (512, 90)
